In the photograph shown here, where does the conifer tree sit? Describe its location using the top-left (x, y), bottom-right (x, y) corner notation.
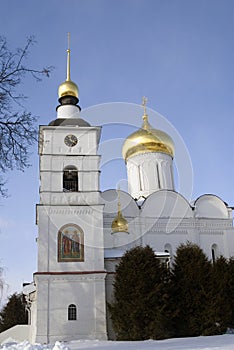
top-left (148, 259), bottom-right (173, 340)
top-left (109, 245), bottom-right (171, 340)
top-left (0, 293), bottom-right (28, 332)
top-left (227, 258), bottom-right (234, 329)
top-left (205, 256), bottom-right (231, 335)
top-left (170, 242), bottom-right (212, 337)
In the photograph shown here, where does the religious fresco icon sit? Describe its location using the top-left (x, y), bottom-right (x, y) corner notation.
top-left (58, 224), bottom-right (84, 262)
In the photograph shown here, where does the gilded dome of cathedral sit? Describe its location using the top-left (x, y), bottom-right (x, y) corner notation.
top-left (122, 99), bottom-right (174, 161)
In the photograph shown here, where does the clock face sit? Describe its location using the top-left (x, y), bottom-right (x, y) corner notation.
top-left (64, 134), bottom-right (78, 147)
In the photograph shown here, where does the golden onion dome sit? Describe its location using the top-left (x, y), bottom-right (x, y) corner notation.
top-left (58, 79), bottom-right (79, 99)
top-left (111, 191), bottom-right (129, 233)
top-left (111, 212), bottom-right (129, 233)
top-left (122, 112), bottom-right (174, 162)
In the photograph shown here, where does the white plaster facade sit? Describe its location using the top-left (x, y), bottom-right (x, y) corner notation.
top-left (126, 152), bottom-right (174, 199)
top-left (24, 70), bottom-right (234, 343)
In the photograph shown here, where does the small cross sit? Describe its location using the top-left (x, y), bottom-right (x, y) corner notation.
top-left (66, 32), bottom-right (71, 81)
top-left (117, 185), bottom-right (121, 212)
top-left (67, 32), bottom-right (70, 53)
top-left (142, 96), bottom-right (148, 115)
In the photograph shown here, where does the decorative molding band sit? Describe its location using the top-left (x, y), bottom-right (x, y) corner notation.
top-left (199, 231), bottom-right (224, 235)
top-left (34, 270), bottom-right (106, 276)
top-left (48, 208), bottom-right (94, 215)
top-left (147, 230), bottom-right (188, 235)
top-left (104, 216), bottom-right (233, 230)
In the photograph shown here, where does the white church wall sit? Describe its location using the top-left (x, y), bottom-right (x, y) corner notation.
top-left (36, 205), bottom-right (105, 272)
top-left (81, 171), bottom-right (100, 192)
top-left (225, 230), bottom-right (234, 257)
top-left (126, 152), bottom-right (174, 199)
top-left (56, 104), bottom-right (80, 119)
top-left (40, 127), bottom-right (100, 156)
top-left (33, 277), bottom-right (49, 343)
top-left (111, 231), bottom-right (141, 250)
top-left (37, 170), bottom-right (98, 193)
top-left (40, 192), bottom-right (100, 206)
top-left (142, 230), bottom-right (189, 255)
top-left (40, 155), bottom-right (100, 193)
top-left (198, 227), bottom-right (234, 260)
top-left (39, 172), bottom-right (61, 192)
top-left (36, 206), bottom-right (51, 271)
top-left (28, 296), bottom-right (37, 343)
top-left (40, 155), bottom-right (100, 172)
top-left (197, 232), bottom-right (225, 260)
top-left (34, 274), bottom-right (107, 343)
top-left (101, 189), bottom-right (234, 264)
top-left (103, 223), bottom-right (142, 251)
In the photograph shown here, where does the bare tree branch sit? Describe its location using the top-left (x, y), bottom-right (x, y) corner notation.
top-left (0, 36), bottom-right (53, 197)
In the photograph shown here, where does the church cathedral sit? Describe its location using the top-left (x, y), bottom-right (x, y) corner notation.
top-left (23, 43), bottom-right (234, 343)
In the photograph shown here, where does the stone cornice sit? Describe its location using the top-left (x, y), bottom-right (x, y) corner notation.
top-left (104, 215), bottom-right (233, 232)
top-left (34, 271), bottom-right (106, 275)
top-left (34, 271), bottom-right (107, 282)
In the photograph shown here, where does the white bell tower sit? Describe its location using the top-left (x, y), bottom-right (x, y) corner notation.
top-left (32, 37), bottom-right (107, 343)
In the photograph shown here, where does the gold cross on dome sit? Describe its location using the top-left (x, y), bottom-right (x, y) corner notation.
top-left (67, 32), bottom-right (70, 52)
top-left (66, 32), bottom-right (71, 81)
top-left (142, 96), bottom-right (148, 115)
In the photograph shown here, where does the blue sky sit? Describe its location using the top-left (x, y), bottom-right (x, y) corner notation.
top-left (0, 0), bottom-right (234, 300)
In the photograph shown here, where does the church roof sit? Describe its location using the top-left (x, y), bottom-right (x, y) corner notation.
top-left (49, 118), bottom-right (91, 127)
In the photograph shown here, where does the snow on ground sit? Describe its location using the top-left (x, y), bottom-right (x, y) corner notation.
top-left (0, 335), bottom-right (234, 350)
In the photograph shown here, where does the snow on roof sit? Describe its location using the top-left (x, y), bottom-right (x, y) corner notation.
top-left (22, 282), bottom-right (36, 295)
top-left (104, 249), bottom-right (125, 258)
top-left (104, 249), bottom-right (170, 259)
top-left (154, 251), bottom-right (170, 257)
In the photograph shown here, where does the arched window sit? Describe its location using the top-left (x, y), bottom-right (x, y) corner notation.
top-left (156, 163), bottom-right (161, 189)
top-left (138, 165), bottom-right (143, 191)
top-left (63, 166), bottom-right (78, 192)
top-left (68, 304), bottom-right (77, 320)
top-left (211, 244), bottom-right (219, 263)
